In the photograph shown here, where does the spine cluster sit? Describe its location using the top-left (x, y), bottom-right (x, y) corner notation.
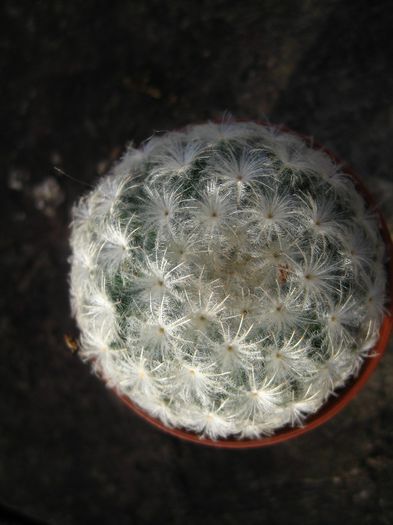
top-left (70, 121), bottom-right (387, 439)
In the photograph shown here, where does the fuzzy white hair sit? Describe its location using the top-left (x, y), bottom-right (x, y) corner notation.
top-left (70, 121), bottom-right (387, 440)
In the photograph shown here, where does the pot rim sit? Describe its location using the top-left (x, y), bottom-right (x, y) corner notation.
top-left (111, 121), bottom-right (393, 448)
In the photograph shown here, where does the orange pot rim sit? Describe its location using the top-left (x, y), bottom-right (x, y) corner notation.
top-left (111, 121), bottom-right (393, 448)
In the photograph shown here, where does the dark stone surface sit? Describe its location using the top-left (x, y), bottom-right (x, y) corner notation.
top-left (1, 1), bottom-right (392, 524)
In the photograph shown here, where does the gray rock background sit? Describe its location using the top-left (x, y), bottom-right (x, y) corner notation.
top-left (1, 1), bottom-right (392, 524)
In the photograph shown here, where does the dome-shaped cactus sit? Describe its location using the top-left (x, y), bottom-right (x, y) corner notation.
top-left (69, 121), bottom-right (387, 440)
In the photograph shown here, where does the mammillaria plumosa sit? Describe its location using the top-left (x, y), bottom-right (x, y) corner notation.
top-left (69, 121), bottom-right (387, 440)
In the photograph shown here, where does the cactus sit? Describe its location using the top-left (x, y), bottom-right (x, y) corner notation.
top-left (69, 121), bottom-right (387, 440)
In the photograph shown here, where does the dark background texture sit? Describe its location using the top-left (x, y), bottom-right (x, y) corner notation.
top-left (1, 1), bottom-right (393, 524)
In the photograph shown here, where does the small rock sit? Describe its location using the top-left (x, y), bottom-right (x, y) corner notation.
top-left (32, 177), bottom-right (64, 217)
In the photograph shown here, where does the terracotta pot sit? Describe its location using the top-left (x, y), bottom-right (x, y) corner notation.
top-left (112, 124), bottom-right (393, 448)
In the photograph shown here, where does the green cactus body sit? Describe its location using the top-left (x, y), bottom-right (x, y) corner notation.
top-left (70, 121), bottom-right (387, 439)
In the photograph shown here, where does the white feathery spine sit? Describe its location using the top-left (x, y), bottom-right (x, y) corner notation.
top-left (69, 121), bottom-right (387, 440)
